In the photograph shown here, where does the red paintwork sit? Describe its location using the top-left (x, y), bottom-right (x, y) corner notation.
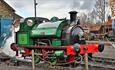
top-left (23, 47), bottom-right (32, 56)
top-left (10, 43), bottom-right (99, 62)
top-left (67, 45), bottom-right (75, 55)
top-left (24, 46), bottom-right (66, 50)
top-left (10, 43), bottom-right (19, 56)
top-left (66, 44), bottom-right (99, 55)
top-left (41, 49), bottom-right (47, 60)
top-left (80, 44), bottom-right (98, 54)
top-left (10, 43), bottom-right (19, 51)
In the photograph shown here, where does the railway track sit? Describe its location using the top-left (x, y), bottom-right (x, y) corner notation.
top-left (82, 56), bottom-right (115, 70)
top-left (8, 56), bottom-right (115, 70)
top-left (91, 57), bottom-right (115, 65)
top-left (1, 52), bottom-right (115, 70)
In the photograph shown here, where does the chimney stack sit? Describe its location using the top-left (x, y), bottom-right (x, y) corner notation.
top-left (69, 11), bottom-right (78, 23)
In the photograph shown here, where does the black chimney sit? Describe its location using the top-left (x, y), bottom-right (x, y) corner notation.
top-left (69, 11), bottom-right (78, 23)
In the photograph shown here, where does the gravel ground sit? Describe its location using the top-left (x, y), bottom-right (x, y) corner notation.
top-left (93, 47), bottom-right (115, 59)
top-left (0, 41), bottom-right (115, 70)
top-left (0, 63), bottom-right (83, 70)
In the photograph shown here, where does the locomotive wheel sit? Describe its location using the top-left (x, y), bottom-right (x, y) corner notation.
top-left (34, 49), bottom-right (40, 64)
top-left (34, 53), bottom-right (40, 64)
top-left (50, 57), bottom-right (57, 65)
top-left (75, 54), bottom-right (82, 64)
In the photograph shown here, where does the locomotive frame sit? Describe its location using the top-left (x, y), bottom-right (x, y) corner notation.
top-left (10, 11), bottom-right (104, 65)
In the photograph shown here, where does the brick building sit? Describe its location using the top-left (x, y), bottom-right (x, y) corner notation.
top-left (0, 0), bottom-right (22, 19)
top-left (81, 16), bottom-right (113, 40)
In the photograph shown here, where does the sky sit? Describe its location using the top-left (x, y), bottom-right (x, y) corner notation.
top-left (5, 0), bottom-right (96, 19)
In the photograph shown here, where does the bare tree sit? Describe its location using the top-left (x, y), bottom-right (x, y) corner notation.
top-left (88, 9), bottom-right (97, 23)
top-left (80, 13), bottom-right (88, 24)
top-left (91, 9), bottom-right (97, 20)
top-left (94, 0), bottom-right (105, 23)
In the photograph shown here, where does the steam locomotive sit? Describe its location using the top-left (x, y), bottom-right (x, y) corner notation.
top-left (10, 11), bottom-right (104, 65)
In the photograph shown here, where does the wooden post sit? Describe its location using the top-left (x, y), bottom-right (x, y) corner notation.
top-left (32, 50), bottom-right (35, 70)
top-left (84, 53), bottom-right (89, 70)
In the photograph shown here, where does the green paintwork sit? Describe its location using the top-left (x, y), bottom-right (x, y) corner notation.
top-left (18, 33), bottom-right (28, 45)
top-left (17, 32), bottom-right (33, 46)
top-left (20, 22), bottom-right (35, 31)
top-left (52, 39), bottom-right (61, 46)
top-left (31, 20), bottom-right (67, 37)
top-left (50, 17), bottom-right (59, 22)
top-left (19, 17), bottom-right (40, 32)
top-left (54, 51), bottom-right (64, 58)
